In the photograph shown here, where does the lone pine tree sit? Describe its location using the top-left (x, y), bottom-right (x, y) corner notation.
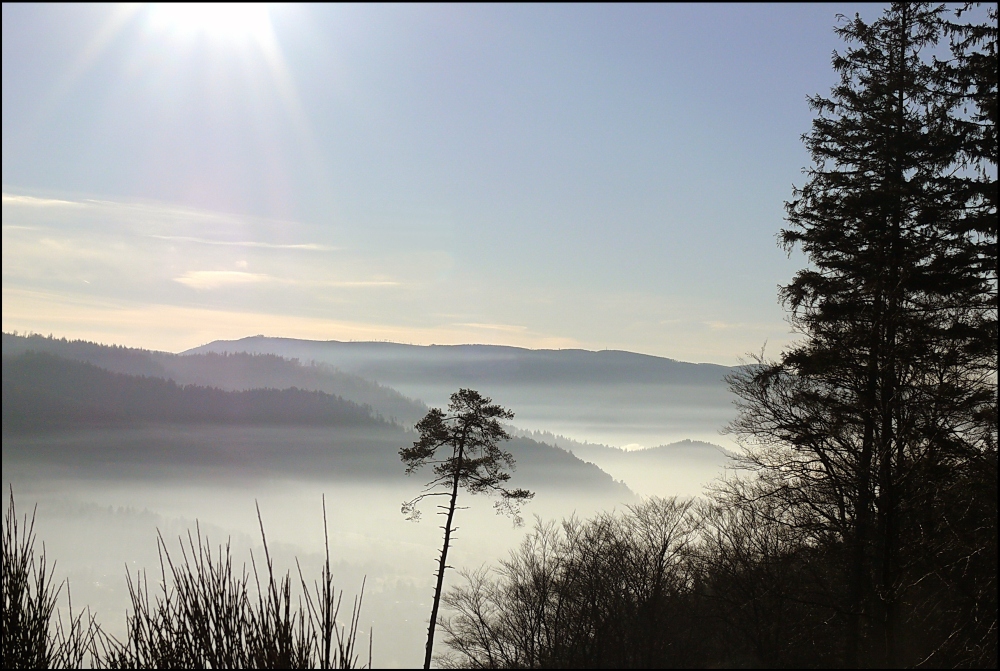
top-left (400, 389), bottom-right (533, 670)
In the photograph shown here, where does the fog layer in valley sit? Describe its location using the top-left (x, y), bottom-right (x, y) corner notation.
top-left (3, 333), bottom-right (737, 667)
top-left (189, 336), bottom-right (739, 450)
top-left (3, 430), bottom-right (632, 667)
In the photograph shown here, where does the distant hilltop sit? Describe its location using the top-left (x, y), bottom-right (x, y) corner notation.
top-left (5, 332), bottom-right (739, 451)
top-left (185, 336), bottom-right (735, 387)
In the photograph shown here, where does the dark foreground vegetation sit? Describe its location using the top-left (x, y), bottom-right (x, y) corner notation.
top-left (402, 390), bottom-right (535, 668)
top-left (440, 488), bottom-right (995, 668)
top-left (1, 494), bottom-right (369, 669)
top-left (443, 2), bottom-right (998, 668)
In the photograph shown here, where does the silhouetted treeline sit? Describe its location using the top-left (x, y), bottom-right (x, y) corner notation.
top-left (440, 489), bottom-right (994, 668)
top-left (442, 3), bottom-right (996, 668)
top-left (2, 352), bottom-right (383, 432)
top-left (2, 351), bottom-right (630, 493)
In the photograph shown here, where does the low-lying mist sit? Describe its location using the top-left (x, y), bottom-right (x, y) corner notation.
top-left (188, 337), bottom-right (740, 451)
top-left (2, 334), bottom-right (740, 666)
top-left (3, 427), bottom-right (637, 668)
top-left (396, 381), bottom-right (736, 452)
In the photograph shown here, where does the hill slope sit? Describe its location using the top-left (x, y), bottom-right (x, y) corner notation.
top-left (2, 333), bottom-right (427, 425)
top-left (3, 352), bottom-right (383, 432)
top-left (185, 336), bottom-right (739, 449)
top-left (516, 430), bottom-right (735, 497)
top-left (2, 350), bottom-right (630, 494)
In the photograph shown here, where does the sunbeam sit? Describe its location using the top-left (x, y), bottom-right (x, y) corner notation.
top-left (146, 3), bottom-right (274, 43)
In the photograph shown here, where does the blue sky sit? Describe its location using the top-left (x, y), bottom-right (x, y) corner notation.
top-left (2, 3), bottom-right (887, 362)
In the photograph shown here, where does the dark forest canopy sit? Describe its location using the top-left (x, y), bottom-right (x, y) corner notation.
top-left (724, 2), bottom-right (997, 668)
top-left (2, 350), bottom-right (630, 493)
top-left (2, 352), bottom-right (385, 432)
top-left (1, 332), bottom-right (428, 426)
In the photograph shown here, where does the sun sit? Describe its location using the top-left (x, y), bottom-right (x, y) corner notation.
top-left (146, 3), bottom-right (273, 43)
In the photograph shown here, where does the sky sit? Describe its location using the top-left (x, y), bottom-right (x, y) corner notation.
top-left (2, 3), bottom-right (888, 364)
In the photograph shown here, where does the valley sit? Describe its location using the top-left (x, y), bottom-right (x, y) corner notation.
top-left (2, 331), bottom-right (736, 666)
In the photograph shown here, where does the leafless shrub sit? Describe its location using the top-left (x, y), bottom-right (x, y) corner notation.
top-left (99, 497), bottom-right (369, 669)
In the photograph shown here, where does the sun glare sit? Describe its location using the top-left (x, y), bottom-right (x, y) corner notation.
top-left (147, 3), bottom-right (273, 43)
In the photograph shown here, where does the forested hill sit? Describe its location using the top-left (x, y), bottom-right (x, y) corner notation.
top-left (3, 351), bottom-right (631, 495)
top-left (2, 352), bottom-right (386, 432)
top-left (2, 333), bottom-right (427, 426)
top-left (183, 336), bottom-right (739, 449)
top-left (186, 336), bottom-right (734, 386)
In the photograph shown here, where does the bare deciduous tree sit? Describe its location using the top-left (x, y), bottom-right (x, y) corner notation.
top-left (439, 498), bottom-right (698, 669)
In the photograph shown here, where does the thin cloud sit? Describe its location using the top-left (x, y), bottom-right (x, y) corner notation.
top-left (703, 320), bottom-right (783, 332)
top-left (150, 235), bottom-right (338, 251)
top-left (2, 287), bottom-right (583, 353)
top-left (173, 271), bottom-right (400, 290)
top-left (174, 270), bottom-right (272, 289)
top-left (2, 193), bottom-right (84, 208)
top-left (454, 322), bottom-right (529, 333)
top-left (3, 191), bottom-right (311, 234)
top-left (313, 280), bottom-right (401, 288)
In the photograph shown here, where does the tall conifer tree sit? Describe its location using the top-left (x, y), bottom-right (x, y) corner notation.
top-left (726, 3), bottom-right (996, 666)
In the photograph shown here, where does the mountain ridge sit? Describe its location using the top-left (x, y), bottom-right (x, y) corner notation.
top-left (184, 336), bottom-right (735, 386)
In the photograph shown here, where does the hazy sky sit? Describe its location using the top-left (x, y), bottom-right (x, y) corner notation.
top-left (2, 3), bottom-right (886, 363)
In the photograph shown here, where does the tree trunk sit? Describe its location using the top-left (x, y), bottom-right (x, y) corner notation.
top-left (877, 10), bottom-right (907, 664)
top-left (424, 443), bottom-right (464, 669)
